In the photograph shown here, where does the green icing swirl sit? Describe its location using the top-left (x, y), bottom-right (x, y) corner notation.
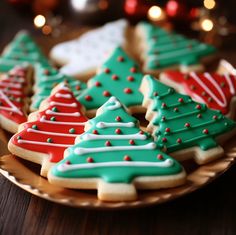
top-left (51, 97), bottom-right (184, 183)
top-left (139, 22), bottom-right (216, 69)
top-left (78, 47), bottom-right (144, 111)
top-left (144, 75), bottom-right (236, 152)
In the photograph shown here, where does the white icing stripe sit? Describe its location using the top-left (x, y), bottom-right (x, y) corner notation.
top-left (0, 81), bottom-right (22, 88)
top-left (17, 139), bottom-right (73, 147)
top-left (0, 90), bottom-right (22, 115)
top-left (224, 73), bottom-right (235, 95)
top-left (190, 72), bottom-right (227, 107)
top-left (57, 159), bottom-right (174, 172)
top-left (149, 44), bottom-right (208, 60)
top-left (81, 132), bottom-right (147, 141)
top-left (74, 142), bottom-right (156, 155)
top-left (3, 89), bottom-right (21, 95)
top-left (106, 97), bottom-right (121, 110)
top-left (55, 93), bottom-right (72, 99)
top-left (45, 110), bottom-right (81, 117)
top-left (27, 128), bottom-right (78, 137)
top-left (40, 116), bottom-right (87, 126)
top-left (220, 60), bottom-right (236, 76)
top-left (96, 122), bottom-right (135, 128)
top-left (50, 101), bottom-right (77, 107)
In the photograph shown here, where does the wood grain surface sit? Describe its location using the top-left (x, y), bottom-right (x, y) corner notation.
top-left (1, 1), bottom-right (236, 234)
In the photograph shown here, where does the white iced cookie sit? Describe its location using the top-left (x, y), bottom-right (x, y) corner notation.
top-left (50, 19), bottom-right (128, 78)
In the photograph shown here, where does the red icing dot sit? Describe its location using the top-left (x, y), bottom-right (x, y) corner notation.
top-left (178, 98), bottom-right (184, 103)
top-left (203, 129), bottom-right (209, 134)
top-left (103, 91), bottom-right (111, 97)
top-left (76, 85), bottom-right (81, 90)
top-left (185, 123), bottom-right (190, 128)
top-left (85, 95), bottom-right (92, 101)
top-left (115, 128), bottom-right (121, 134)
top-left (177, 138), bottom-right (182, 143)
top-left (104, 68), bottom-right (110, 73)
top-left (105, 141), bottom-right (112, 146)
top-left (44, 69), bottom-right (49, 75)
top-left (129, 139), bottom-right (135, 145)
top-left (165, 128), bottom-right (170, 132)
top-left (124, 88), bottom-right (132, 94)
top-left (87, 157), bottom-right (94, 163)
top-left (162, 103), bottom-right (167, 108)
top-left (213, 115), bottom-right (218, 120)
top-left (124, 155), bottom-right (131, 161)
top-left (157, 154), bottom-right (163, 160)
top-left (116, 116), bottom-right (121, 122)
top-left (139, 130), bottom-right (144, 134)
top-left (162, 137), bottom-right (167, 143)
top-left (130, 67), bottom-right (137, 73)
top-left (153, 92), bottom-right (158, 97)
top-left (117, 56), bottom-right (124, 62)
top-left (127, 76), bottom-right (134, 81)
top-left (174, 107), bottom-right (179, 112)
top-left (95, 81), bottom-right (101, 87)
top-left (196, 104), bottom-right (201, 110)
top-left (112, 74), bottom-right (118, 80)
top-left (93, 130), bottom-right (98, 134)
top-left (197, 114), bottom-right (202, 118)
top-left (65, 160), bottom-right (71, 165)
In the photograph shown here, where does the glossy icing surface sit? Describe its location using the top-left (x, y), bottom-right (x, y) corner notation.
top-left (51, 97), bottom-right (184, 183)
top-left (163, 71), bottom-right (236, 116)
top-left (139, 22), bottom-right (216, 70)
top-left (31, 64), bottom-right (86, 110)
top-left (0, 66), bottom-right (29, 126)
top-left (144, 75), bottom-right (235, 152)
top-left (0, 31), bottom-right (49, 72)
top-left (11, 83), bottom-right (88, 162)
top-left (78, 47), bottom-right (144, 111)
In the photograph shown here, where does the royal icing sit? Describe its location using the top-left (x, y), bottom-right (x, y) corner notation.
top-left (138, 22), bottom-right (216, 71)
top-left (31, 64), bottom-right (86, 110)
top-left (78, 47), bottom-right (144, 112)
top-left (142, 75), bottom-right (235, 153)
top-left (0, 65), bottom-right (29, 131)
top-left (51, 96), bottom-right (184, 184)
top-left (0, 31), bottom-right (49, 72)
top-left (50, 19), bottom-right (128, 76)
top-left (10, 83), bottom-right (88, 163)
top-left (162, 70), bottom-right (236, 116)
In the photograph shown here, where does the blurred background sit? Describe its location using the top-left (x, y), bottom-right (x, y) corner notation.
top-left (0, 0), bottom-right (236, 51)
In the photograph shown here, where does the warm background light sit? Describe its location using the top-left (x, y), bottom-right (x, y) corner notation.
top-left (148, 6), bottom-right (163, 21)
top-left (34, 15), bottom-right (46, 28)
top-left (201, 19), bottom-right (214, 31)
top-left (204, 0), bottom-right (216, 10)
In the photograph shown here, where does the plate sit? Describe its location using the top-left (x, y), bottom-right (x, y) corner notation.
top-left (1, 128), bottom-right (236, 210)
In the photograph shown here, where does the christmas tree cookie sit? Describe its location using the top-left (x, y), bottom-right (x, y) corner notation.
top-left (160, 60), bottom-right (236, 119)
top-left (140, 75), bottom-right (236, 164)
top-left (50, 19), bottom-right (128, 78)
top-left (48, 96), bottom-right (186, 202)
top-left (0, 31), bottom-right (49, 73)
top-left (30, 63), bottom-right (86, 111)
top-left (0, 65), bottom-right (31, 133)
top-left (136, 22), bottom-right (216, 74)
top-left (78, 47), bottom-right (145, 116)
top-left (8, 83), bottom-right (88, 177)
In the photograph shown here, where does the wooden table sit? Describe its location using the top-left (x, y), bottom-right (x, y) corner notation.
top-left (1, 1), bottom-right (236, 234)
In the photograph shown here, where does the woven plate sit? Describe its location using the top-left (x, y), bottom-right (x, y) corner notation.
top-left (1, 128), bottom-right (236, 210)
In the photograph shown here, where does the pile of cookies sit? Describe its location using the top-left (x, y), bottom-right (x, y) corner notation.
top-left (1, 19), bottom-right (235, 202)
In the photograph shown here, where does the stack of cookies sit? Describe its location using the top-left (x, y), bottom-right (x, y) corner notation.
top-left (1, 19), bottom-right (235, 202)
